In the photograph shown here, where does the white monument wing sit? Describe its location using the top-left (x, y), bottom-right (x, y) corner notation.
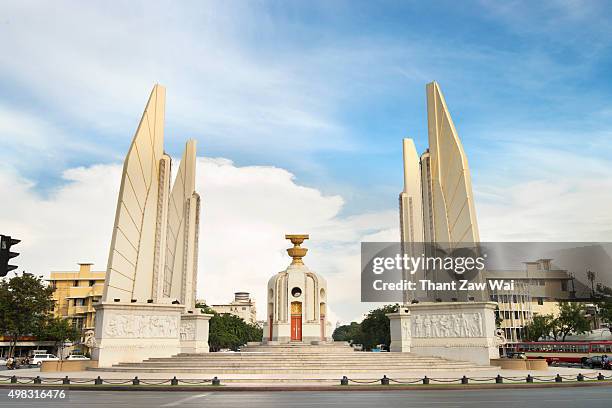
top-left (103, 85), bottom-right (166, 302)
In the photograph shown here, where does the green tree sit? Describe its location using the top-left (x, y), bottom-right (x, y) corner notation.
top-left (495, 305), bottom-right (503, 327)
top-left (332, 322), bottom-right (362, 344)
top-left (598, 299), bottom-right (612, 329)
top-left (587, 270), bottom-right (596, 297)
top-left (36, 317), bottom-right (80, 359)
top-left (523, 314), bottom-right (554, 341)
top-left (554, 301), bottom-right (591, 341)
top-left (206, 312), bottom-right (263, 351)
top-left (0, 273), bottom-right (55, 357)
top-left (359, 304), bottom-right (398, 350)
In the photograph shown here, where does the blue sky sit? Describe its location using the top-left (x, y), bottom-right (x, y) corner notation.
top-left (2, 1), bottom-right (612, 320)
top-left (2, 0), bottom-right (611, 216)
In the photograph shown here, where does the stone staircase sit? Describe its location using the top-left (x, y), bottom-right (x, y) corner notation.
top-left (93, 348), bottom-right (490, 374)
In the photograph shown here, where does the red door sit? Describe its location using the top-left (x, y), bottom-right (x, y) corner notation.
top-left (291, 315), bottom-right (302, 341)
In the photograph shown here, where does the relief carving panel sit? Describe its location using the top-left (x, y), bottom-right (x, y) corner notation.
top-left (104, 314), bottom-right (179, 338)
top-left (412, 313), bottom-right (483, 338)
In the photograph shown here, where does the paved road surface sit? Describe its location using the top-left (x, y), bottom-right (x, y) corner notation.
top-left (0, 387), bottom-right (611, 408)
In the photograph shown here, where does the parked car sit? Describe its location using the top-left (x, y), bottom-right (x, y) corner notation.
top-left (583, 355), bottom-right (612, 370)
top-left (505, 351), bottom-right (527, 360)
top-left (67, 355), bottom-right (90, 361)
top-left (31, 354), bottom-right (59, 366)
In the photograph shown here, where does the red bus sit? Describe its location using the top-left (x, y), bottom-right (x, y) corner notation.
top-left (516, 341), bottom-right (612, 364)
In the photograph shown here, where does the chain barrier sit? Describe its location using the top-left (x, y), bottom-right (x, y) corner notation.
top-left (176, 378), bottom-right (213, 384)
top-left (428, 378), bottom-right (461, 383)
top-left (139, 379), bottom-right (171, 385)
top-left (70, 378), bottom-right (95, 384)
top-left (468, 377), bottom-right (497, 382)
top-left (101, 379), bottom-right (135, 385)
top-left (387, 378), bottom-right (422, 384)
top-left (347, 379), bottom-right (380, 384)
top-left (1, 373), bottom-right (612, 387)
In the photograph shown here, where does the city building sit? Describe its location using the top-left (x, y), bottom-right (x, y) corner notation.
top-left (210, 292), bottom-right (257, 324)
top-left (486, 258), bottom-right (590, 347)
top-left (49, 263), bottom-right (106, 335)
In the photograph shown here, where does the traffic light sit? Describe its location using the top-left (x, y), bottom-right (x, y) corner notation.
top-left (0, 235), bottom-right (20, 277)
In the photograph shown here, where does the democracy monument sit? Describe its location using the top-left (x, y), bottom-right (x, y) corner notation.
top-left (262, 234), bottom-right (332, 344)
top-left (388, 81), bottom-right (499, 364)
top-left (92, 85), bottom-right (211, 367)
top-left (89, 81), bottom-right (500, 374)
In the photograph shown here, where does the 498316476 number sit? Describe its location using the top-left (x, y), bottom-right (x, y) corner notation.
top-left (8, 389), bottom-right (67, 399)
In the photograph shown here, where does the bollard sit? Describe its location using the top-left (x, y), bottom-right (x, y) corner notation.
top-left (526, 374), bottom-right (533, 383)
top-left (577, 373), bottom-right (584, 382)
top-left (10, 376), bottom-right (17, 384)
top-left (95, 376), bottom-right (103, 385)
top-left (381, 375), bottom-right (390, 385)
top-left (597, 373), bottom-right (605, 381)
top-left (340, 376), bottom-right (348, 386)
top-left (555, 374), bottom-right (562, 383)
top-left (422, 376), bottom-right (429, 385)
top-left (62, 376), bottom-right (70, 385)
top-left (132, 376), bottom-right (140, 385)
top-left (212, 376), bottom-right (221, 386)
top-left (34, 376), bottom-right (42, 384)
top-left (461, 376), bottom-right (469, 385)
top-left (171, 376), bottom-right (178, 386)
top-left (495, 375), bottom-right (503, 384)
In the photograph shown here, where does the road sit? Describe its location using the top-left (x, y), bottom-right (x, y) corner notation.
top-left (0, 387), bottom-right (611, 408)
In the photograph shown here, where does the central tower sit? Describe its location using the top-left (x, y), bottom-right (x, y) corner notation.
top-left (263, 235), bottom-right (331, 344)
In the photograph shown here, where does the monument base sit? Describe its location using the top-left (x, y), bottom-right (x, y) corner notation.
top-left (387, 309), bottom-right (411, 352)
top-left (262, 321), bottom-right (333, 344)
top-left (180, 313), bottom-right (213, 353)
top-left (388, 301), bottom-right (499, 365)
top-left (92, 302), bottom-right (185, 368)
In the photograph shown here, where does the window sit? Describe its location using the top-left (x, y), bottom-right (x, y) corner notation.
top-left (561, 281), bottom-right (568, 291)
top-left (537, 297), bottom-right (544, 305)
top-left (72, 318), bottom-right (83, 330)
top-left (74, 280), bottom-right (79, 287)
top-left (89, 280), bottom-right (95, 287)
top-left (74, 298), bottom-right (84, 306)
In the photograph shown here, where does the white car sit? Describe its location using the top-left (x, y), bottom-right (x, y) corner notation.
top-left (67, 355), bottom-right (90, 361)
top-left (31, 354), bottom-right (59, 366)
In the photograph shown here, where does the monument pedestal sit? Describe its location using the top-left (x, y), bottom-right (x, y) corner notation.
top-left (180, 313), bottom-right (213, 353)
top-left (387, 309), bottom-right (412, 352)
top-left (387, 302), bottom-right (498, 365)
top-left (92, 302), bottom-right (185, 368)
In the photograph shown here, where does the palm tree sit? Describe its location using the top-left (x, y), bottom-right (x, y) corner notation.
top-left (587, 270), bottom-right (596, 298)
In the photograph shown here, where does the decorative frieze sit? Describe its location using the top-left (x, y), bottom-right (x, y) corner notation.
top-left (412, 312), bottom-right (483, 338)
top-left (104, 314), bottom-right (179, 338)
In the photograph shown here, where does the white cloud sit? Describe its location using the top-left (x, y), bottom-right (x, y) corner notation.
top-left (0, 157), bottom-right (397, 324)
top-left (476, 145), bottom-right (612, 242)
top-left (0, 1), bottom-right (357, 160)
